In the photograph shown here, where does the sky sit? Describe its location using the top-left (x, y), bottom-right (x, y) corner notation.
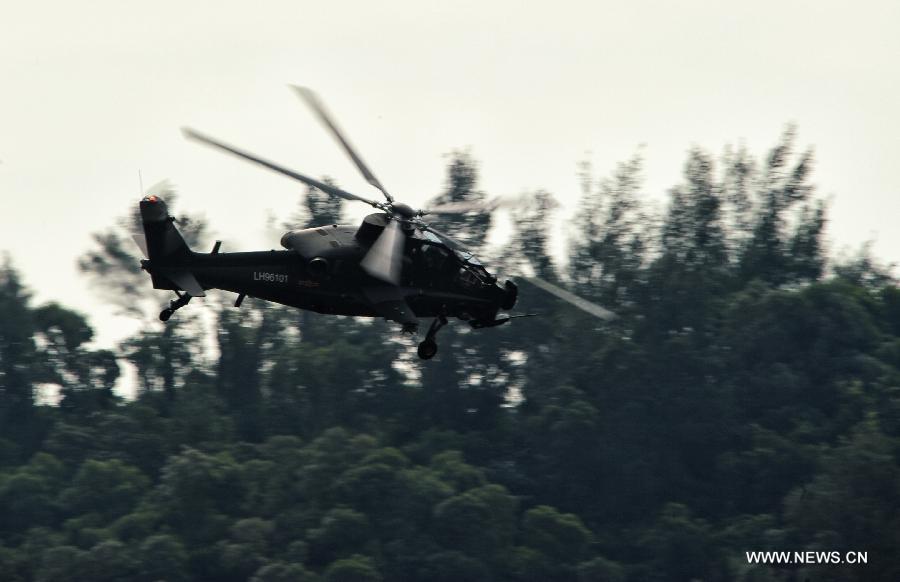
top-left (1, 0), bottom-right (899, 351)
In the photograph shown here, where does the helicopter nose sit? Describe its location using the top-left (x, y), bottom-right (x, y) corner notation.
top-left (501, 280), bottom-right (518, 310)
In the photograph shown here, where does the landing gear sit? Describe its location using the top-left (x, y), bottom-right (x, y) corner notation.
top-left (159, 292), bottom-right (192, 322)
top-left (417, 315), bottom-right (448, 360)
top-left (417, 339), bottom-right (438, 360)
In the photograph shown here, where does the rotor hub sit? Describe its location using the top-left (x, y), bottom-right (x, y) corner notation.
top-left (390, 202), bottom-right (416, 219)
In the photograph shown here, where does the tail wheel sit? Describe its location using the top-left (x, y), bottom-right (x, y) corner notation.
top-left (159, 308), bottom-right (173, 322)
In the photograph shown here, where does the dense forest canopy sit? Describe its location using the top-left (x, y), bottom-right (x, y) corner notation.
top-left (2, 129), bottom-right (899, 581)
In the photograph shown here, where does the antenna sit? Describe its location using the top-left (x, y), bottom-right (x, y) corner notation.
top-left (138, 170), bottom-right (144, 196)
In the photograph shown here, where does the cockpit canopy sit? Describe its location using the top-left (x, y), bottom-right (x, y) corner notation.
top-left (419, 231), bottom-right (476, 262)
top-left (418, 230), bottom-right (492, 285)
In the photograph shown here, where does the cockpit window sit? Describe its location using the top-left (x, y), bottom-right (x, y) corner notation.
top-left (419, 230), bottom-right (485, 266)
top-left (458, 267), bottom-right (481, 287)
top-left (422, 231), bottom-right (443, 244)
top-left (454, 249), bottom-right (483, 266)
top-left (421, 243), bottom-right (451, 262)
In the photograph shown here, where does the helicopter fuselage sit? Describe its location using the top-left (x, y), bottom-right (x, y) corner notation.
top-left (140, 199), bottom-right (516, 327)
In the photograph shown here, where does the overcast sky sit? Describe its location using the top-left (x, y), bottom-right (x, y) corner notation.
top-left (1, 0), bottom-right (898, 350)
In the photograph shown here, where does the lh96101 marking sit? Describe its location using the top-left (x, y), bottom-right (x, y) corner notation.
top-left (254, 272), bottom-right (288, 283)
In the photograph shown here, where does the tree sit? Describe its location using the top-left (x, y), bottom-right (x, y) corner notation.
top-left (424, 151), bottom-right (493, 251)
top-left (34, 546), bottom-right (86, 582)
top-left (637, 503), bottom-right (727, 582)
top-left (570, 154), bottom-right (649, 307)
top-left (251, 561), bottom-right (320, 582)
top-left (0, 259), bottom-right (40, 452)
top-left (323, 554), bottom-right (382, 582)
top-left (642, 148), bottom-right (730, 336)
top-left (80, 540), bottom-right (138, 582)
top-left (418, 551), bottom-right (491, 582)
top-left (0, 453), bottom-right (65, 535)
top-left (215, 518), bottom-right (276, 582)
top-left (58, 459), bottom-right (149, 522)
top-left (576, 556), bottom-right (627, 582)
top-left (737, 127), bottom-right (823, 286)
top-left (521, 505), bottom-right (592, 565)
top-left (215, 307), bottom-right (273, 441)
top-left (307, 508), bottom-right (371, 565)
top-left (121, 316), bottom-right (205, 402)
top-left (506, 189), bottom-right (560, 280)
top-left (137, 535), bottom-right (189, 582)
top-left (32, 303), bottom-right (119, 412)
top-left (433, 484), bottom-right (517, 563)
top-left (154, 447), bottom-right (243, 545)
top-left (783, 419), bottom-right (900, 582)
top-left (661, 149), bottom-right (728, 273)
top-left (833, 242), bottom-right (897, 290)
top-left (283, 182), bottom-right (345, 230)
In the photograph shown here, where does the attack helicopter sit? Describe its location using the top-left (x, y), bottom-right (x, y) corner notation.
top-left (136, 86), bottom-right (614, 359)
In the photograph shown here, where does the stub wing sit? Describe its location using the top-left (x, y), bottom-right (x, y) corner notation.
top-left (362, 286), bottom-right (419, 331)
top-left (164, 269), bottom-right (206, 297)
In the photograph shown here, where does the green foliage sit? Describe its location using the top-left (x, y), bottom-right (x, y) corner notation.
top-left (307, 508), bottom-right (371, 564)
top-left (570, 154), bottom-right (648, 307)
top-left (521, 505), bottom-right (592, 564)
top-left (155, 447), bottom-right (243, 545)
top-left (323, 554), bottom-right (381, 582)
top-left (0, 259), bottom-right (41, 451)
top-left (216, 518), bottom-right (276, 581)
top-left (507, 189), bottom-right (560, 280)
top-left (0, 129), bottom-right (898, 580)
top-left (35, 545), bottom-right (86, 582)
top-left (433, 484), bottom-right (517, 561)
top-left (783, 418), bottom-right (900, 581)
top-left (138, 534), bottom-right (189, 582)
top-left (59, 459), bottom-right (149, 521)
top-left (81, 540), bottom-right (139, 582)
top-left (418, 550), bottom-right (491, 581)
top-left (637, 503), bottom-right (727, 581)
top-left (576, 556), bottom-right (627, 582)
top-left (251, 561), bottom-right (320, 582)
top-left (429, 450), bottom-right (486, 491)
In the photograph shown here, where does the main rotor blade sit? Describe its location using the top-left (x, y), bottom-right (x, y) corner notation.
top-left (419, 198), bottom-right (501, 216)
top-left (292, 85), bottom-right (394, 203)
top-left (522, 276), bottom-right (617, 321)
top-left (182, 127), bottom-right (383, 208)
top-left (361, 219), bottom-right (404, 284)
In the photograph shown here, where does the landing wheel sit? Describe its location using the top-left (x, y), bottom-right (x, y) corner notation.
top-left (417, 339), bottom-right (438, 360)
top-left (160, 292), bottom-right (191, 322)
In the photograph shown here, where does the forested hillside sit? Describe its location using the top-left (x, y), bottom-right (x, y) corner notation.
top-left (2, 130), bottom-right (898, 581)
